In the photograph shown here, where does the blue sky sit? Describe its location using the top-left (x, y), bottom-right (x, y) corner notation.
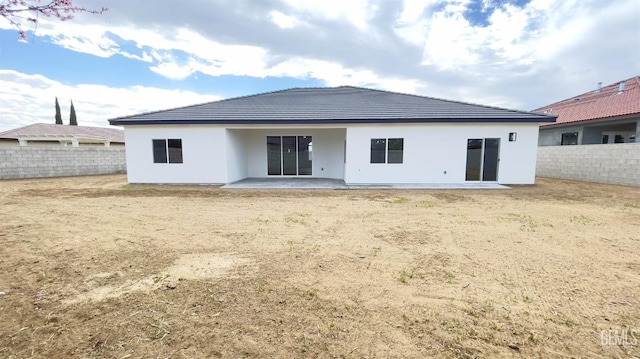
top-left (0, 0), bottom-right (638, 131)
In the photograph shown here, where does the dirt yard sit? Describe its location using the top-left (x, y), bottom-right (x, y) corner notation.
top-left (0, 175), bottom-right (639, 358)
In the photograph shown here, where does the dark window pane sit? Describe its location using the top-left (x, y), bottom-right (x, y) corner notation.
top-left (153, 139), bottom-right (167, 163)
top-left (465, 139), bottom-right (482, 181)
top-left (561, 132), bottom-right (578, 145)
top-left (267, 136), bottom-right (281, 175)
top-left (602, 135), bottom-right (609, 144)
top-left (297, 136), bottom-right (313, 175)
top-left (167, 139), bottom-right (183, 163)
top-left (388, 138), bottom-right (403, 164)
top-left (482, 138), bottom-right (500, 181)
top-left (370, 138), bottom-right (386, 163)
top-left (282, 136), bottom-right (297, 175)
top-left (614, 135), bottom-right (625, 143)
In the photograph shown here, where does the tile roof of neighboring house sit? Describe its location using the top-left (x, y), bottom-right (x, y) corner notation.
top-left (0, 123), bottom-right (125, 143)
top-left (534, 76), bottom-right (640, 127)
top-left (109, 86), bottom-right (555, 126)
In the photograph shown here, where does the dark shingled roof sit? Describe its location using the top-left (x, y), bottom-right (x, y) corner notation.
top-left (109, 86), bottom-right (555, 126)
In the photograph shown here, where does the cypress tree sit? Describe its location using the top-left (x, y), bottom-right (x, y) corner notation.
top-left (69, 100), bottom-right (78, 126)
top-left (55, 97), bottom-right (62, 125)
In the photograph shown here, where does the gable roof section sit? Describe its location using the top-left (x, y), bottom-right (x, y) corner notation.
top-left (534, 76), bottom-right (640, 127)
top-left (0, 123), bottom-right (125, 143)
top-left (109, 86), bottom-right (555, 125)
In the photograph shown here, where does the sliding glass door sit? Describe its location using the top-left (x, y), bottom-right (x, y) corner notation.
top-left (482, 138), bottom-right (500, 181)
top-left (267, 136), bottom-right (313, 176)
top-left (297, 136), bottom-right (313, 175)
top-left (466, 138), bottom-right (500, 181)
top-left (267, 136), bottom-right (282, 175)
top-left (282, 136), bottom-right (297, 175)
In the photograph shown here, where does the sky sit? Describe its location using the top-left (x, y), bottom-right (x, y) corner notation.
top-left (0, 0), bottom-right (638, 132)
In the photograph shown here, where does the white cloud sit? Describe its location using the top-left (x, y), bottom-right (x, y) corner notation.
top-left (19, 15), bottom-right (423, 92)
top-left (149, 62), bottom-right (196, 80)
top-left (48, 30), bottom-right (120, 58)
top-left (269, 11), bottom-right (303, 29)
top-left (398, 0), bottom-right (440, 23)
top-left (0, 70), bottom-right (220, 132)
top-left (280, 0), bottom-right (376, 30)
top-left (267, 58), bottom-right (422, 94)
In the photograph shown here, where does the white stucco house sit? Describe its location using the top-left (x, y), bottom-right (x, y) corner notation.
top-left (108, 86), bottom-right (555, 185)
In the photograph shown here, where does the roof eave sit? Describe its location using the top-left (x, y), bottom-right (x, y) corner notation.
top-left (109, 117), bottom-right (556, 126)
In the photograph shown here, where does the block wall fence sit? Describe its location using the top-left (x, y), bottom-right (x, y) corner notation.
top-left (536, 143), bottom-right (640, 187)
top-left (0, 147), bottom-right (126, 180)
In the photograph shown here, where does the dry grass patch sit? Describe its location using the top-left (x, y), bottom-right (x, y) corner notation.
top-left (0, 175), bottom-right (639, 358)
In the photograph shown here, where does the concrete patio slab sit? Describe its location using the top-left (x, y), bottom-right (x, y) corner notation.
top-left (222, 178), bottom-right (347, 189)
top-left (222, 178), bottom-right (510, 189)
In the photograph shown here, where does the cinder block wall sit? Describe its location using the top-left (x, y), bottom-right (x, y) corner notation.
top-left (0, 147), bottom-right (126, 180)
top-left (537, 143), bottom-right (640, 186)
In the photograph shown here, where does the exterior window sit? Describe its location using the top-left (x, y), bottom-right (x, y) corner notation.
top-left (614, 135), bottom-right (625, 143)
top-left (561, 132), bottom-right (578, 145)
top-left (153, 139), bottom-right (183, 163)
top-left (388, 138), bottom-right (404, 163)
top-left (153, 139), bottom-right (167, 163)
top-left (167, 139), bottom-right (183, 163)
top-left (370, 138), bottom-right (404, 164)
top-left (371, 139), bottom-right (386, 163)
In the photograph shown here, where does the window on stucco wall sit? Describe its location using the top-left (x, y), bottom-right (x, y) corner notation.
top-left (370, 138), bottom-right (404, 164)
top-left (152, 139), bottom-right (183, 163)
top-left (561, 132), bottom-right (578, 145)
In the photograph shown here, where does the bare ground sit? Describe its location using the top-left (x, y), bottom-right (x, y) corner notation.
top-left (0, 175), bottom-right (639, 358)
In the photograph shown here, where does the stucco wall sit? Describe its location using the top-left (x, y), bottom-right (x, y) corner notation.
top-left (539, 118), bottom-right (640, 146)
top-left (124, 125), bottom-right (347, 184)
top-left (226, 130), bottom-right (249, 183)
top-left (0, 147), bottom-right (126, 180)
top-left (344, 123), bottom-right (540, 185)
top-left (538, 124), bottom-right (585, 146)
top-left (122, 123), bottom-right (540, 185)
top-left (124, 125), bottom-right (228, 184)
top-left (536, 143), bottom-right (640, 186)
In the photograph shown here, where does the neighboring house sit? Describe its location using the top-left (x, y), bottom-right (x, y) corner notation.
top-left (108, 86), bottom-right (555, 185)
top-left (535, 76), bottom-right (640, 146)
top-left (0, 123), bottom-right (125, 147)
